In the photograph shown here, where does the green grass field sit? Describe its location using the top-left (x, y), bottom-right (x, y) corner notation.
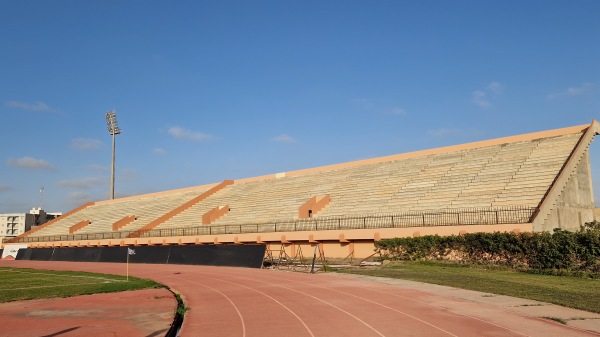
top-left (336, 261), bottom-right (600, 313)
top-left (0, 267), bottom-right (162, 303)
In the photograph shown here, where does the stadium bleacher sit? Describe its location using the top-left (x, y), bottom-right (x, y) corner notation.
top-left (4, 121), bottom-right (598, 258)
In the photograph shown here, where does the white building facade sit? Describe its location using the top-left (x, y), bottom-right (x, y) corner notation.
top-left (0, 208), bottom-right (61, 242)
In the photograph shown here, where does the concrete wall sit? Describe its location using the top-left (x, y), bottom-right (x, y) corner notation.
top-left (24, 223), bottom-right (532, 259)
top-left (542, 150), bottom-right (596, 231)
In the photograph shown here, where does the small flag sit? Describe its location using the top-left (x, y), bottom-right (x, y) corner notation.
top-left (128, 248), bottom-right (136, 255)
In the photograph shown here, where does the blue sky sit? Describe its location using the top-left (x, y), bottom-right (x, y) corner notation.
top-left (1, 1), bottom-right (599, 213)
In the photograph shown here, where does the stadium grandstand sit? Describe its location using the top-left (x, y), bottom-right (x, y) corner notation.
top-left (2, 121), bottom-right (599, 260)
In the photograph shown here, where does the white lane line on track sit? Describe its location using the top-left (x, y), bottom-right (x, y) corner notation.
top-left (198, 275), bottom-right (316, 337)
top-left (170, 276), bottom-right (247, 337)
top-left (255, 272), bottom-right (532, 337)
top-left (221, 274), bottom-right (387, 337)
top-left (0, 282), bottom-right (117, 291)
top-left (329, 277), bottom-right (531, 337)
top-left (8, 263), bottom-right (596, 337)
top-left (288, 279), bottom-right (458, 337)
top-left (4, 269), bottom-right (126, 282)
top-left (229, 273), bottom-right (455, 337)
top-left (160, 267), bottom-right (528, 337)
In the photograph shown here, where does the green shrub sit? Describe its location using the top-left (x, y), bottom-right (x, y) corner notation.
top-left (375, 221), bottom-right (600, 275)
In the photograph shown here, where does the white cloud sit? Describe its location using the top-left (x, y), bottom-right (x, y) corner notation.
top-left (272, 134), bottom-right (296, 143)
top-left (71, 138), bottom-right (103, 151)
top-left (7, 157), bottom-right (55, 170)
top-left (487, 81), bottom-right (504, 94)
top-left (0, 184), bottom-right (10, 192)
top-left (547, 82), bottom-right (594, 100)
top-left (153, 147), bottom-right (167, 155)
top-left (57, 177), bottom-right (105, 189)
top-left (5, 100), bottom-right (57, 113)
top-left (168, 127), bottom-right (213, 141)
top-left (472, 90), bottom-right (491, 109)
top-left (472, 81), bottom-right (504, 109)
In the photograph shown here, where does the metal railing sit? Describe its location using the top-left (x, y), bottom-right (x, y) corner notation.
top-left (4, 206), bottom-right (536, 244)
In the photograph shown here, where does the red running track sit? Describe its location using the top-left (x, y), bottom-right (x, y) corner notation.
top-left (2, 260), bottom-right (598, 337)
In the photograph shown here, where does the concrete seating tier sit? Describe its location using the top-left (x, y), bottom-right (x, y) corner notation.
top-left (27, 187), bottom-right (210, 237)
top-left (150, 133), bottom-right (580, 229)
top-left (23, 131), bottom-right (582, 238)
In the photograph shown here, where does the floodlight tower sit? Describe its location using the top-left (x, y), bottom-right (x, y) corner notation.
top-left (105, 110), bottom-right (121, 200)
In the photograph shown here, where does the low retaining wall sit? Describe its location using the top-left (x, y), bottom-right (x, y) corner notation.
top-left (15, 245), bottom-right (266, 268)
top-left (22, 223), bottom-right (533, 259)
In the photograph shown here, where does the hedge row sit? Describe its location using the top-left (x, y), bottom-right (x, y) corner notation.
top-left (375, 221), bottom-right (600, 273)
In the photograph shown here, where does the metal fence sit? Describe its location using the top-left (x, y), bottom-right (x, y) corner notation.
top-left (3, 206), bottom-right (536, 244)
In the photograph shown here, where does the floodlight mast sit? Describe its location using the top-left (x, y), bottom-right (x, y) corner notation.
top-left (105, 110), bottom-right (121, 200)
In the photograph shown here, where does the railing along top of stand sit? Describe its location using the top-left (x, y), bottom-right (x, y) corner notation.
top-left (8, 206), bottom-right (536, 244)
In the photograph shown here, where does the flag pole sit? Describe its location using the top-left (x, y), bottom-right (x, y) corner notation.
top-left (126, 247), bottom-right (135, 281)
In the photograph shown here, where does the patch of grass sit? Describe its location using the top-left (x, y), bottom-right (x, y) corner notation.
top-left (543, 316), bottom-right (567, 324)
top-left (337, 261), bottom-right (600, 313)
top-left (0, 267), bottom-right (162, 303)
top-left (176, 305), bottom-right (190, 316)
top-left (174, 293), bottom-right (190, 315)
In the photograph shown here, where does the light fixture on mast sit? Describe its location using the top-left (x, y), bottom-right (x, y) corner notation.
top-left (105, 110), bottom-right (121, 200)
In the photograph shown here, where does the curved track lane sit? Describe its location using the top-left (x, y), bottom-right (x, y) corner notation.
top-left (2, 261), bottom-right (598, 337)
